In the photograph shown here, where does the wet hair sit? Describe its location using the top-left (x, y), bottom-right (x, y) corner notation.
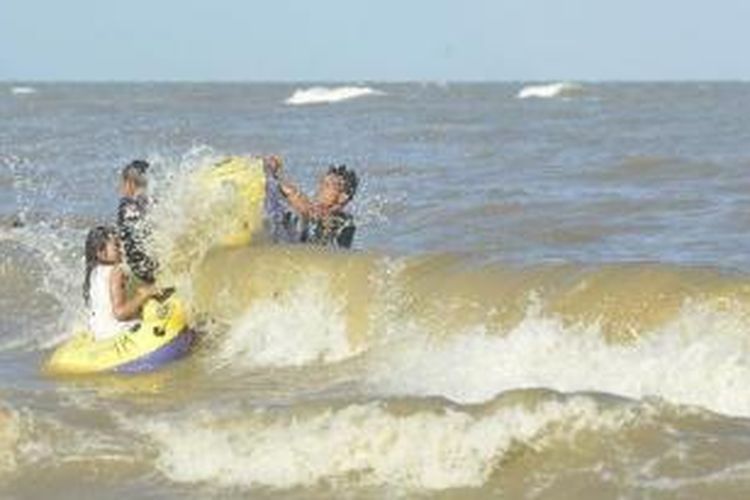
top-left (121, 159), bottom-right (149, 188)
top-left (327, 164), bottom-right (358, 201)
top-left (82, 225), bottom-right (117, 305)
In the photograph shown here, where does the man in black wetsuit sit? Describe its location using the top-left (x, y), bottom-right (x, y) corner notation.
top-left (117, 160), bottom-right (157, 282)
top-left (263, 157), bottom-right (359, 249)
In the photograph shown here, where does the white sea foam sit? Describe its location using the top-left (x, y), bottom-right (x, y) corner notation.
top-left (366, 296), bottom-right (750, 417)
top-left (10, 86), bottom-right (36, 95)
top-left (129, 396), bottom-right (637, 490)
top-left (0, 224), bottom-right (85, 351)
top-left (285, 86), bottom-right (385, 105)
top-left (517, 82), bottom-right (582, 99)
top-left (202, 255), bottom-right (405, 371)
top-left (197, 251), bottom-right (750, 418)
top-left (0, 406), bottom-right (19, 475)
top-left (11, 403), bottom-right (140, 472)
top-left (213, 270), bottom-right (359, 368)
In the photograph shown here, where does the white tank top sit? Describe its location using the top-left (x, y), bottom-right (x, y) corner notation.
top-left (88, 265), bottom-right (136, 340)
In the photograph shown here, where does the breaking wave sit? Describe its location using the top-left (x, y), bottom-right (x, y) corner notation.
top-left (189, 249), bottom-right (750, 417)
top-left (285, 86), bottom-right (385, 105)
top-left (124, 393), bottom-right (648, 491)
top-left (10, 86), bottom-right (36, 95)
top-left (517, 82), bottom-right (583, 99)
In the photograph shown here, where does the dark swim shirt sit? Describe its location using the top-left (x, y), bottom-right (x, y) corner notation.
top-left (303, 211), bottom-right (356, 249)
top-left (263, 168), bottom-right (356, 249)
top-left (117, 195), bottom-right (157, 282)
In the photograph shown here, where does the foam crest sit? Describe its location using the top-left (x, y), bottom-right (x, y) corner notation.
top-left (213, 270), bottom-right (360, 368)
top-left (285, 86), bottom-right (385, 105)
top-left (191, 250), bottom-right (407, 370)
top-left (10, 86), bottom-right (36, 95)
top-left (517, 82), bottom-right (582, 99)
top-left (367, 296), bottom-right (750, 416)
top-left (0, 406), bottom-right (19, 475)
top-left (130, 396), bottom-right (635, 491)
top-left (8, 402), bottom-right (143, 475)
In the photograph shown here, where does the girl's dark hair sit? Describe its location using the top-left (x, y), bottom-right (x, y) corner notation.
top-left (327, 164), bottom-right (359, 200)
top-left (83, 225), bottom-right (117, 305)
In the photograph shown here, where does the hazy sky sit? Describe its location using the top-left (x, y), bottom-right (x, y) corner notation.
top-left (2, 0), bottom-right (749, 81)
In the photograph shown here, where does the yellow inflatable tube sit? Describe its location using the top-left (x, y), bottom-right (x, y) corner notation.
top-left (45, 296), bottom-right (194, 375)
top-left (195, 156), bottom-right (267, 247)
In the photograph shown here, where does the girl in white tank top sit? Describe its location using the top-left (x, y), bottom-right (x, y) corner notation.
top-left (83, 226), bottom-right (157, 341)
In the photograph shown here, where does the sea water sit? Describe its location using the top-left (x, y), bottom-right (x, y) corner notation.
top-left (2, 82), bottom-right (750, 498)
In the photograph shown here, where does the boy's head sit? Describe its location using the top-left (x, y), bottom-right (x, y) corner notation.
top-left (316, 164), bottom-right (358, 209)
top-left (120, 160), bottom-right (149, 196)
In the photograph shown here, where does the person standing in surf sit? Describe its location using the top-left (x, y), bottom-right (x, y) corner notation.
top-left (117, 160), bottom-right (158, 283)
top-left (263, 156), bottom-right (359, 249)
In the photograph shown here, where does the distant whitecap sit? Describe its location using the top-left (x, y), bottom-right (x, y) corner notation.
top-left (10, 86), bottom-right (37, 95)
top-left (285, 86), bottom-right (385, 105)
top-left (517, 82), bottom-right (582, 99)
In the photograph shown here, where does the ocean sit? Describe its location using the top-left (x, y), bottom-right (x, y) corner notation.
top-left (2, 81), bottom-right (750, 498)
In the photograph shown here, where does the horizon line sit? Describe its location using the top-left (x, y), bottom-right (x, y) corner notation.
top-left (3, 78), bottom-right (750, 85)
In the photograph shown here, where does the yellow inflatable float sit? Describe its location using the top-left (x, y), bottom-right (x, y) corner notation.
top-left (46, 157), bottom-right (267, 375)
top-left (194, 156), bottom-right (267, 247)
top-left (45, 295), bottom-right (195, 375)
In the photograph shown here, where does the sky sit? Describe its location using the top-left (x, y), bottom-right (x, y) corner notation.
top-left (1, 0), bottom-right (749, 81)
